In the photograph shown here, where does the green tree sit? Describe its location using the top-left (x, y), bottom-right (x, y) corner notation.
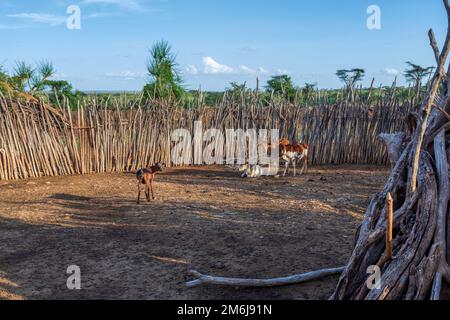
top-left (44, 80), bottom-right (73, 95)
top-left (8, 60), bottom-right (55, 94)
top-left (143, 40), bottom-right (186, 100)
top-left (0, 61), bottom-right (56, 99)
top-left (227, 81), bottom-right (247, 94)
top-left (404, 61), bottom-right (434, 95)
top-left (0, 66), bottom-right (8, 82)
top-left (265, 75), bottom-right (297, 101)
top-left (302, 82), bottom-right (317, 100)
top-left (44, 79), bottom-right (86, 109)
top-left (0, 66), bottom-right (12, 93)
top-left (336, 68), bottom-right (365, 100)
top-left (336, 69), bottom-right (365, 88)
top-left (0, 61), bottom-right (81, 106)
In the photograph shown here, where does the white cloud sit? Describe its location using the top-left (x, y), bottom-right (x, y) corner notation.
top-left (7, 9), bottom-right (119, 29)
top-left (239, 45), bottom-right (258, 52)
top-left (0, 24), bottom-right (26, 30)
top-left (276, 69), bottom-right (291, 75)
top-left (86, 12), bottom-right (120, 19)
top-left (52, 72), bottom-right (69, 79)
top-left (203, 57), bottom-right (234, 74)
top-left (7, 13), bottom-right (67, 26)
top-left (186, 64), bottom-right (199, 75)
top-left (239, 65), bottom-right (256, 75)
top-left (383, 68), bottom-right (399, 76)
top-left (104, 70), bottom-right (145, 79)
top-left (258, 67), bottom-right (269, 75)
top-left (195, 57), bottom-right (270, 77)
top-left (82, 0), bottom-right (143, 11)
top-left (239, 65), bottom-right (270, 76)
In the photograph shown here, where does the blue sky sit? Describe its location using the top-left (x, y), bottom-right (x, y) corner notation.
top-left (0, 0), bottom-right (447, 91)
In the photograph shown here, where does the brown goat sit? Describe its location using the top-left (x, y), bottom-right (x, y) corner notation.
top-left (136, 163), bottom-right (163, 204)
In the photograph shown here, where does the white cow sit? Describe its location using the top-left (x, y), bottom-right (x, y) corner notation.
top-left (239, 164), bottom-right (279, 178)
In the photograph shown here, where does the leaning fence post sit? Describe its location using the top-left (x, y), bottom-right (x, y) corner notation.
top-left (386, 192), bottom-right (394, 260)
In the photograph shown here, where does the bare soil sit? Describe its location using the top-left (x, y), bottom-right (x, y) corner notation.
top-left (0, 165), bottom-right (388, 300)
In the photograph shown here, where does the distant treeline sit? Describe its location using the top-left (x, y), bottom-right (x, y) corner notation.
top-left (0, 40), bottom-right (436, 110)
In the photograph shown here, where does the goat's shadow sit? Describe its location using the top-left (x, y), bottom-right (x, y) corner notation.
top-left (48, 194), bottom-right (92, 202)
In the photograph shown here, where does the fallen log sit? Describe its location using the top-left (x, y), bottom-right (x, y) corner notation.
top-left (186, 267), bottom-right (345, 288)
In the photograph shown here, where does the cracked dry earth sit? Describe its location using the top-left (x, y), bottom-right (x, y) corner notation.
top-left (0, 165), bottom-right (388, 300)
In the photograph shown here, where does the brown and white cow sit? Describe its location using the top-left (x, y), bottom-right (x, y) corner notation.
top-left (280, 142), bottom-right (309, 177)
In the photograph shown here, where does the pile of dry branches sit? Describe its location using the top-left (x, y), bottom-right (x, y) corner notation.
top-left (187, 0), bottom-right (450, 300)
top-left (331, 0), bottom-right (450, 299)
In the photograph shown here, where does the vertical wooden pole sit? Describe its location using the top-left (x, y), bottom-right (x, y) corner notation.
top-left (386, 192), bottom-right (394, 260)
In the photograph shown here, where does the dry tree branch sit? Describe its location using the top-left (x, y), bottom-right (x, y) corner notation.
top-left (330, 1), bottom-right (450, 300)
top-left (409, 24), bottom-right (450, 194)
top-left (408, 1), bottom-right (450, 192)
top-left (432, 104), bottom-right (450, 122)
top-left (186, 267), bottom-right (345, 288)
top-left (429, 29), bottom-right (441, 65)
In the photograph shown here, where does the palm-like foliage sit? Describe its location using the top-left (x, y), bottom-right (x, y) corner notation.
top-left (0, 61), bottom-right (81, 106)
top-left (0, 66), bottom-right (12, 94)
top-left (5, 60), bottom-right (56, 94)
top-left (144, 40), bottom-right (185, 100)
top-left (0, 66), bottom-right (8, 81)
top-left (32, 61), bottom-right (55, 92)
top-left (10, 61), bottom-right (33, 92)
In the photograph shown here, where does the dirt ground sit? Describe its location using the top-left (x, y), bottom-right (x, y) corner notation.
top-left (0, 165), bottom-right (389, 300)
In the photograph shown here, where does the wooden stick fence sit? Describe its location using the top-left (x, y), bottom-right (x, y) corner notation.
top-left (0, 95), bottom-right (414, 180)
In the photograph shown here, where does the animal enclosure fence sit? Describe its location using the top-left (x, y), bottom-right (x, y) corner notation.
top-left (0, 95), bottom-right (414, 180)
